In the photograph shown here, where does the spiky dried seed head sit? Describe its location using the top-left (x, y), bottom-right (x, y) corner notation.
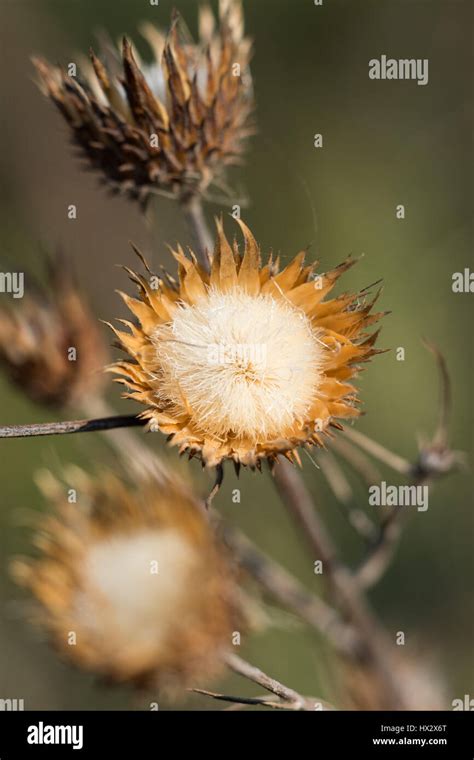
top-left (0, 255), bottom-right (108, 408)
top-left (109, 218), bottom-right (384, 468)
top-left (33, 1), bottom-right (253, 206)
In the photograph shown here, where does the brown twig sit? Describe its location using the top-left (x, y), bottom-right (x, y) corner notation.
top-left (181, 196), bottom-right (213, 272)
top-left (0, 414), bottom-right (146, 439)
top-left (223, 653), bottom-right (330, 711)
top-left (354, 341), bottom-right (461, 589)
top-left (318, 450), bottom-right (378, 542)
top-left (355, 510), bottom-right (409, 589)
top-left (191, 688), bottom-right (292, 710)
top-left (192, 686), bottom-right (332, 711)
top-left (219, 521), bottom-right (361, 657)
top-left (81, 397), bottom-right (170, 483)
top-left (422, 337), bottom-right (451, 448)
top-left (330, 436), bottom-right (382, 486)
top-left (343, 428), bottom-right (411, 476)
top-left (272, 458), bottom-right (408, 709)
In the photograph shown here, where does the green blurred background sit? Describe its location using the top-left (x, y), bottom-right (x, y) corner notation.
top-left (0, 0), bottom-right (472, 709)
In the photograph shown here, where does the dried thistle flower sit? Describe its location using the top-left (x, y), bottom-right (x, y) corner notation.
top-left (109, 219), bottom-right (383, 468)
top-left (0, 256), bottom-right (108, 408)
top-left (33, 1), bottom-right (253, 206)
top-left (12, 467), bottom-right (240, 690)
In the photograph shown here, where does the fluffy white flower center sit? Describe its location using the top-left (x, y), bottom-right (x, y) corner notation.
top-left (77, 530), bottom-right (196, 651)
top-left (153, 290), bottom-right (323, 440)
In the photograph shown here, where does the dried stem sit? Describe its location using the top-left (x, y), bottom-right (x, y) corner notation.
top-left (191, 688), bottom-right (297, 710)
top-left (225, 653), bottom-right (301, 703)
top-left (355, 510), bottom-right (410, 589)
top-left (81, 397), bottom-right (169, 483)
top-left (354, 343), bottom-right (458, 588)
top-left (318, 450), bottom-right (378, 542)
top-left (423, 337), bottom-right (451, 448)
top-left (0, 414), bottom-right (145, 439)
top-left (219, 521), bottom-right (361, 657)
top-left (181, 196), bottom-right (213, 272)
top-left (223, 653), bottom-right (327, 711)
top-left (273, 458), bottom-right (408, 709)
top-left (330, 436), bottom-right (382, 486)
top-left (192, 687), bottom-right (332, 711)
top-left (343, 428), bottom-right (411, 476)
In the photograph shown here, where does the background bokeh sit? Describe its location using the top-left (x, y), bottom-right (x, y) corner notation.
top-left (0, 0), bottom-right (472, 709)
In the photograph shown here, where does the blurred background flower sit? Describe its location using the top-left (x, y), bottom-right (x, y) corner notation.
top-left (0, 254), bottom-right (108, 409)
top-left (12, 466), bottom-right (242, 694)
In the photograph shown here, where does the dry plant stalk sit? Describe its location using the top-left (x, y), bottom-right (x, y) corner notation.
top-left (0, 0), bottom-right (462, 711)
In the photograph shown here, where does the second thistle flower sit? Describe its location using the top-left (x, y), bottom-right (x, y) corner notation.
top-left (34, 1), bottom-right (253, 206)
top-left (12, 467), bottom-right (242, 691)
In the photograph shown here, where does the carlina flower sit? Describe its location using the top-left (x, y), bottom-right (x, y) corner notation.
top-left (0, 255), bottom-right (108, 408)
top-left (33, 1), bottom-right (253, 207)
top-left (108, 218), bottom-right (385, 469)
top-left (11, 467), bottom-right (241, 691)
